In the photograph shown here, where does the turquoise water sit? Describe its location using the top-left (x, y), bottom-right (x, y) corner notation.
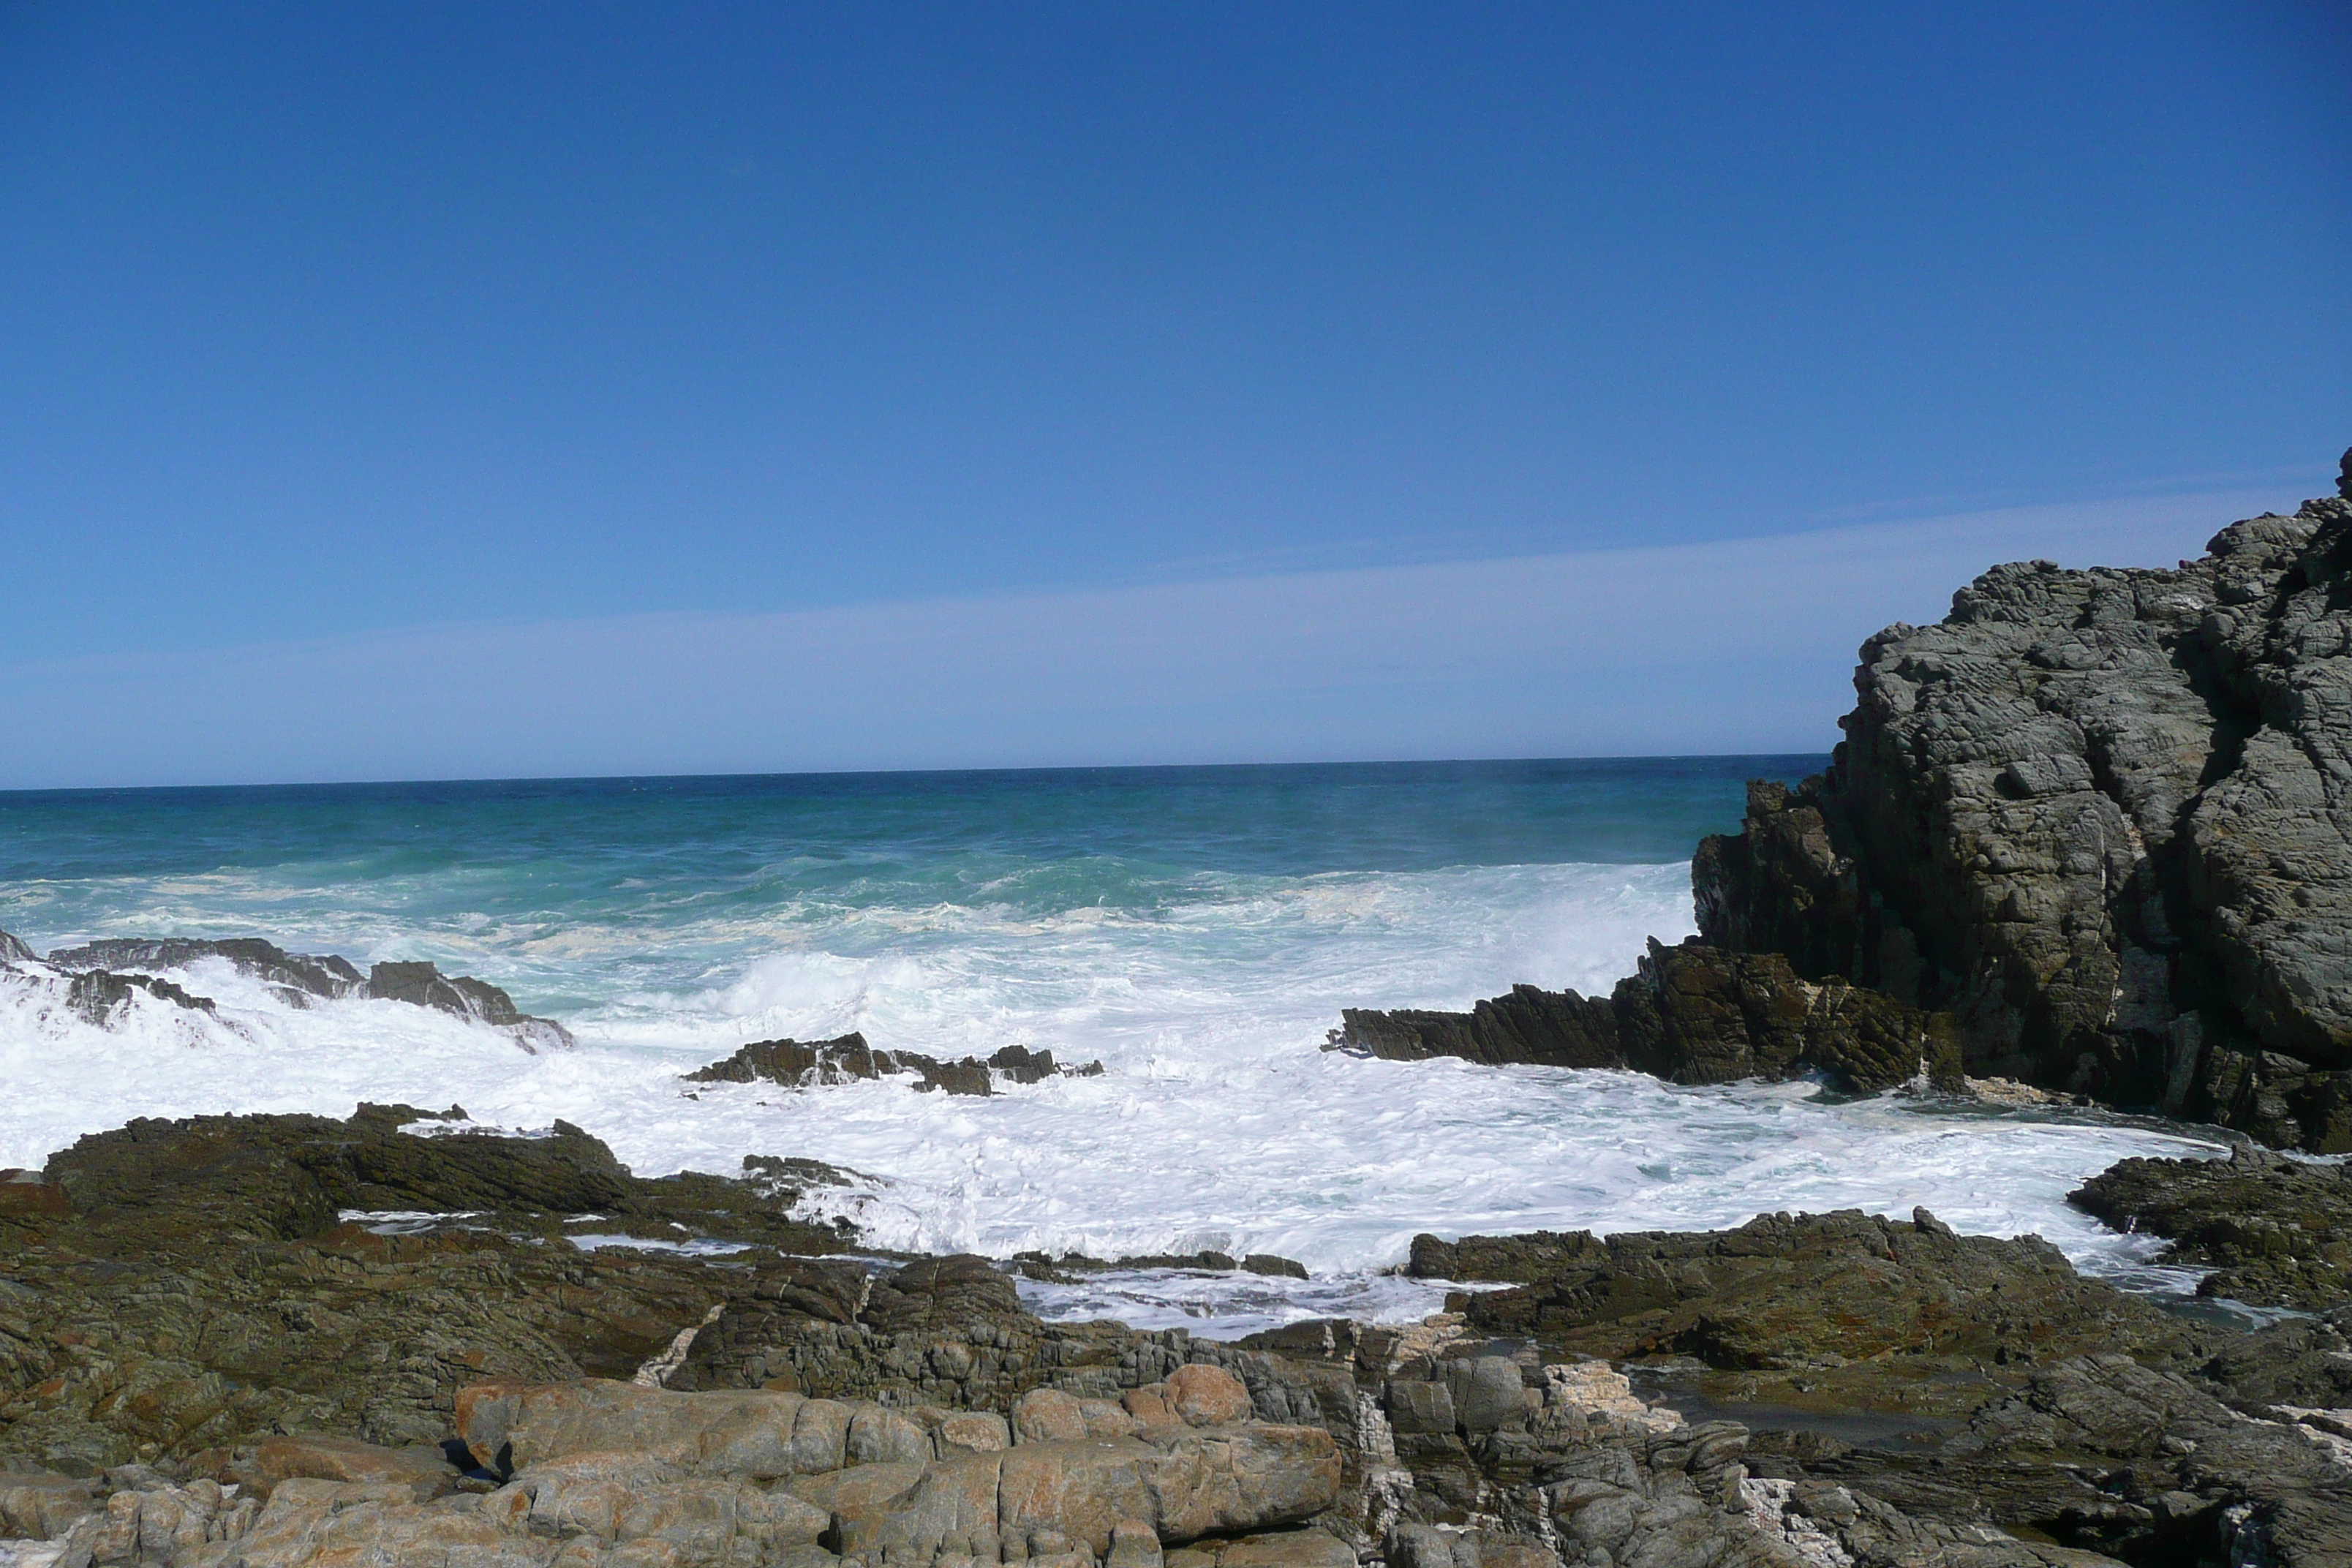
top-left (0, 755), bottom-right (2225, 1331)
top-left (0, 758), bottom-right (1807, 1015)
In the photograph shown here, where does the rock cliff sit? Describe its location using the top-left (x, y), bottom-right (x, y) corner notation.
top-left (1696, 453), bottom-right (2352, 1148)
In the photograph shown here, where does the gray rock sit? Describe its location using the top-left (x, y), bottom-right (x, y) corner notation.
top-left (1695, 458), bottom-right (2352, 1148)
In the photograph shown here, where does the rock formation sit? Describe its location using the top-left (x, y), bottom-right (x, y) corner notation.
top-left (1695, 458), bottom-right (2352, 1148)
top-left (687, 1035), bottom-right (1104, 1097)
top-left (0, 1107), bottom-right (857, 1470)
top-left (8, 1105), bottom-right (2352, 1568)
top-left (0, 932), bottom-right (574, 1050)
top-left (1332, 939), bottom-right (1961, 1094)
top-left (2069, 1144), bottom-right (2352, 1310)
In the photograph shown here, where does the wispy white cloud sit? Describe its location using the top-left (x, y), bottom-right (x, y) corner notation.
top-left (0, 487), bottom-right (2286, 788)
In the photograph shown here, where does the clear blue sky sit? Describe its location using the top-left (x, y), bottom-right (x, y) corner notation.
top-left (2, 3), bottom-right (2348, 785)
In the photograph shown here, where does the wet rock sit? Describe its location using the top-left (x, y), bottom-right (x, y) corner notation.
top-left (45, 939), bottom-right (361, 1003)
top-left (1335, 985), bottom-right (1622, 1068)
top-left (685, 1033), bottom-right (1103, 1096)
top-left (2069, 1143), bottom-right (2352, 1309)
top-left (1695, 461), bottom-right (2352, 1147)
top-left (1335, 941), bottom-right (1961, 1094)
top-left (64, 970), bottom-right (216, 1026)
top-left (363, 960), bottom-right (574, 1049)
top-left (29, 938), bottom-right (573, 1048)
top-left (0, 928), bottom-right (31, 964)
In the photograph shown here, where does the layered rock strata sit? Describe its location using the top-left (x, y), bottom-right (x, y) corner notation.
top-left (1332, 939), bottom-right (1961, 1094)
top-left (1695, 459), bottom-right (2352, 1148)
top-left (687, 1035), bottom-right (1105, 1098)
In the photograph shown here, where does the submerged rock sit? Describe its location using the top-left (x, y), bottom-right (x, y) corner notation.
top-left (45, 938), bottom-right (363, 1005)
top-left (1694, 454), bottom-right (2352, 1148)
top-left (11, 933), bottom-right (574, 1049)
top-left (361, 959), bottom-right (574, 1049)
top-left (62, 969), bottom-right (218, 1026)
top-left (1333, 939), bottom-right (1962, 1094)
top-left (686, 1033), bottom-right (1104, 1096)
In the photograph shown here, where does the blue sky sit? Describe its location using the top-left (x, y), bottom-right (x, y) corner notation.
top-left (1, 2), bottom-right (2347, 785)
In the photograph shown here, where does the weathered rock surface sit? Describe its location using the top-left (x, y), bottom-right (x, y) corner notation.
top-left (687, 1033), bottom-right (1105, 1096)
top-left (2070, 1143), bottom-right (2352, 1309)
top-left (1382, 1213), bottom-right (2351, 1567)
top-left (1, 1368), bottom-right (1344, 1568)
top-left (1419, 1210), bottom-right (2204, 1424)
top-left (1334, 939), bottom-right (1963, 1093)
top-left (0, 1107), bottom-right (856, 1471)
top-left (1695, 459), bottom-right (2352, 1148)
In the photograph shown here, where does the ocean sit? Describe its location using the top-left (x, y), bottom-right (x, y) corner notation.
top-left (0, 758), bottom-right (2224, 1334)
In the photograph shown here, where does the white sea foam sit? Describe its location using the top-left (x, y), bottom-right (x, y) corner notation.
top-left (0, 859), bottom-right (2226, 1334)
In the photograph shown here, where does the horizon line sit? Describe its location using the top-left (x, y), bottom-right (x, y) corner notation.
top-left (0, 749), bottom-right (1839, 800)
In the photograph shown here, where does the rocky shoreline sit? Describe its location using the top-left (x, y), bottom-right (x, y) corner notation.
top-left (7, 459), bottom-right (2352, 1566)
top-left (4, 1107), bottom-right (2349, 1568)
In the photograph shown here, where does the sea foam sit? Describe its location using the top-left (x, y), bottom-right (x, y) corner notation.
top-left (0, 855), bottom-right (2222, 1335)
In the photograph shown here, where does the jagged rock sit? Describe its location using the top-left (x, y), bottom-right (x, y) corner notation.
top-left (1335, 985), bottom-right (1621, 1068)
top-left (2198, 1308), bottom-right (2352, 1413)
top-left (363, 960), bottom-right (575, 1049)
top-left (19, 935), bottom-right (573, 1048)
top-left (1696, 458), bottom-right (2352, 1148)
top-left (2068, 1143), bottom-right (2352, 1308)
top-left (1407, 1230), bottom-right (1605, 1284)
top-left (1334, 940), bottom-right (1962, 1093)
top-left (45, 940), bottom-right (361, 1005)
top-left (63, 969), bottom-right (217, 1026)
top-left (686, 1033), bottom-right (1102, 1096)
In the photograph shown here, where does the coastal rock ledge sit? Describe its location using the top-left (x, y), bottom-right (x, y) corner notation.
top-left (1697, 450), bottom-right (2352, 1148)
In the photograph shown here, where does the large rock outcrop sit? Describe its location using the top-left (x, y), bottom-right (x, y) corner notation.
top-left (1695, 456), bottom-right (2352, 1148)
top-left (0, 1107), bottom-right (858, 1470)
top-left (1332, 939), bottom-right (1962, 1094)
